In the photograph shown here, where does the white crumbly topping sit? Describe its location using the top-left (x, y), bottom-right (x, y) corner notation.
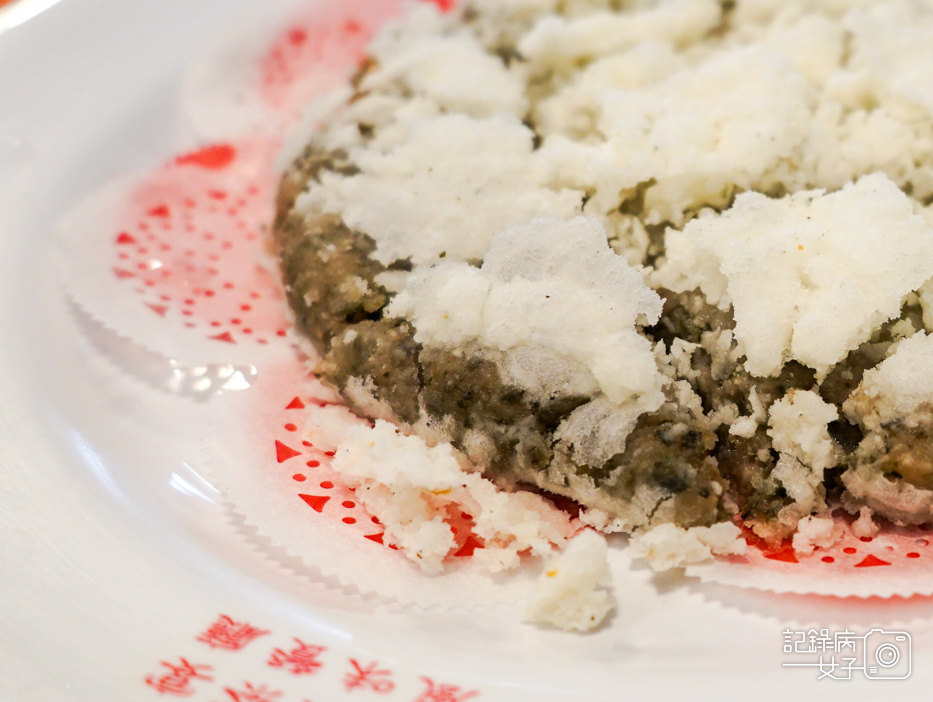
top-left (731, 0), bottom-right (870, 27)
top-left (534, 42), bottom-right (686, 138)
top-left (535, 44), bottom-right (814, 223)
top-left (768, 391), bottom-right (839, 475)
top-left (755, 13), bottom-right (846, 87)
top-left (845, 332), bottom-right (933, 427)
top-left (657, 174), bottom-right (933, 377)
top-left (298, 113), bottom-right (583, 266)
top-left (629, 522), bottom-right (747, 571)
top-left (388, 216), bottom-right (666, 406)
top-left (618, 46), bottom-right (808, 219)
top-left (363, 6), bottom-right (528, 118)
top-left (290, 0), bottom-right (933, 598)
top-left (518, 0), bottom-right (721, 70)
top-left (792, 515), bottom-right (843, 555)
top-left (525, 530), bottom-right (615, 631)
top-left (842, 4), bottom-right (933, 120)
top-left (331, 420), bottom-right (575, 574)
top-left (298, 0), bottom-right (933, 245)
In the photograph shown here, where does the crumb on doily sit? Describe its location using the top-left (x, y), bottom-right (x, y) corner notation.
top-left (525, 529), bottom-right (615, 632)
top-left (791, 515), bottom-right (844, 556)
top-left (330, 419), bottom-right (576, 574)
top-left (629, 522), bottom-right (746, 572)
top-left (851, 506), bottom-right (880, 539)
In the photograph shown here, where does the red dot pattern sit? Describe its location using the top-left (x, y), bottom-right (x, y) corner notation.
top-left (742, 520), bottom-right (933, 585)
top-left (110, 141), bottom-right (288, 347)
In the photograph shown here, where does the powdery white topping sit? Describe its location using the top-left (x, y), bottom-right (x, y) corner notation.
top-left (525, 530), bottom-right (615, 632)
top-left (388, 216), bottom-right (666, 406)
top-left (846, 332), bottom-right (933, 426)
top-left (731, 0), bottom-right (870, 27)
top-left (596, 44), bottom-right (810, 186)
top-left (842, 3), bottom-right (933, 119)
top-left (518, 0), bottom-right (721, 69)
top-left (535, 44), bottom-right (813, 222)
top-left (298, 113), bottom-right (582, 266)
top-left (756, 13), bottom-right (846, 87)
top-left (331, 420), bottom-right (575, 574)
top-left (534, 41), bottom-right (686, 138)
top-left (363, 5), bottom-right (528, 118)
top-left (657, 173), bottom-right (933, 377)
top-left (791, 515), bottom-right (843, 555)
top-left (628, 522), bottom-right (747, 572)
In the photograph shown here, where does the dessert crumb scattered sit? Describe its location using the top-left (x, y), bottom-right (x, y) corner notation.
top-left (331, 420), bottom-right (575, 574)
top-left (629, 522), bottom-right (746, 572)
top-left (851, 507), bottom-right (880, 539)
top-left (525, 530), bottom-right (615, 632)
top-left (792, 515), bottom-right (843, 555)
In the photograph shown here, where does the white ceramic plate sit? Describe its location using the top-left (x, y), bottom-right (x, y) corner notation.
top-left (4, 1), bottom-right (933, 699)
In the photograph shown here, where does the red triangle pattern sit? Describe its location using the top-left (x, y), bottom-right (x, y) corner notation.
top-left (854, 554), bottom-right (891, 568)
top-left (364, 533), bottom-right (385, 545)
top-left (115, 232), bottom-right (136, 244)
top-left (113, 267), bottom-right (136, 279)
top-left (147, 204), bottom-right (170, 218)
top-left (209, 331), bottom-right (236, 344)
top-left (299, 494), bottom-right (330, 513)
top-left (275, 440), bottom-right (302, 463)
top-left (285, 397), bottom-right (305, 410)
top-left (146, 303), bottom-right (169, 317)
top-left (764, 546), bottom-right (799, 563)
top-left (175, 143), bottom-right (236, 170)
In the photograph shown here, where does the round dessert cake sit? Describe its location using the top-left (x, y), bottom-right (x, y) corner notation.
top-left (273, 0), bottom-right (933, 546)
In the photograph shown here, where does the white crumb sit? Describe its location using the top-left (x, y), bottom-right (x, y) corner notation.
top-left (792, 516), bottom-right (843, 555)
top-left (525, 530), bottom-right (615, 632)
top-left (851, 507), bottom-right (880, 539)
top-left (629, 522), bottom-right (747, 572)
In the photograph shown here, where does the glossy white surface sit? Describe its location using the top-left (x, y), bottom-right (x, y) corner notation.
top-left (3, 1), bottom-right (933, 699)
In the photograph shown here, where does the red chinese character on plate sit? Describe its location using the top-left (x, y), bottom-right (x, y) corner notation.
top-left (414, 677), bottom-right (479, 702)
top-left (344, 658), bottom-right (395, 694)
top-left (196, 614), bottom-right (271, 651)
top-left (267, 638), bottom-right (327, 675)
top-left (144, 657), bottom-right (213, 696)
top-left (221, 681), bottom-right (283, 702)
